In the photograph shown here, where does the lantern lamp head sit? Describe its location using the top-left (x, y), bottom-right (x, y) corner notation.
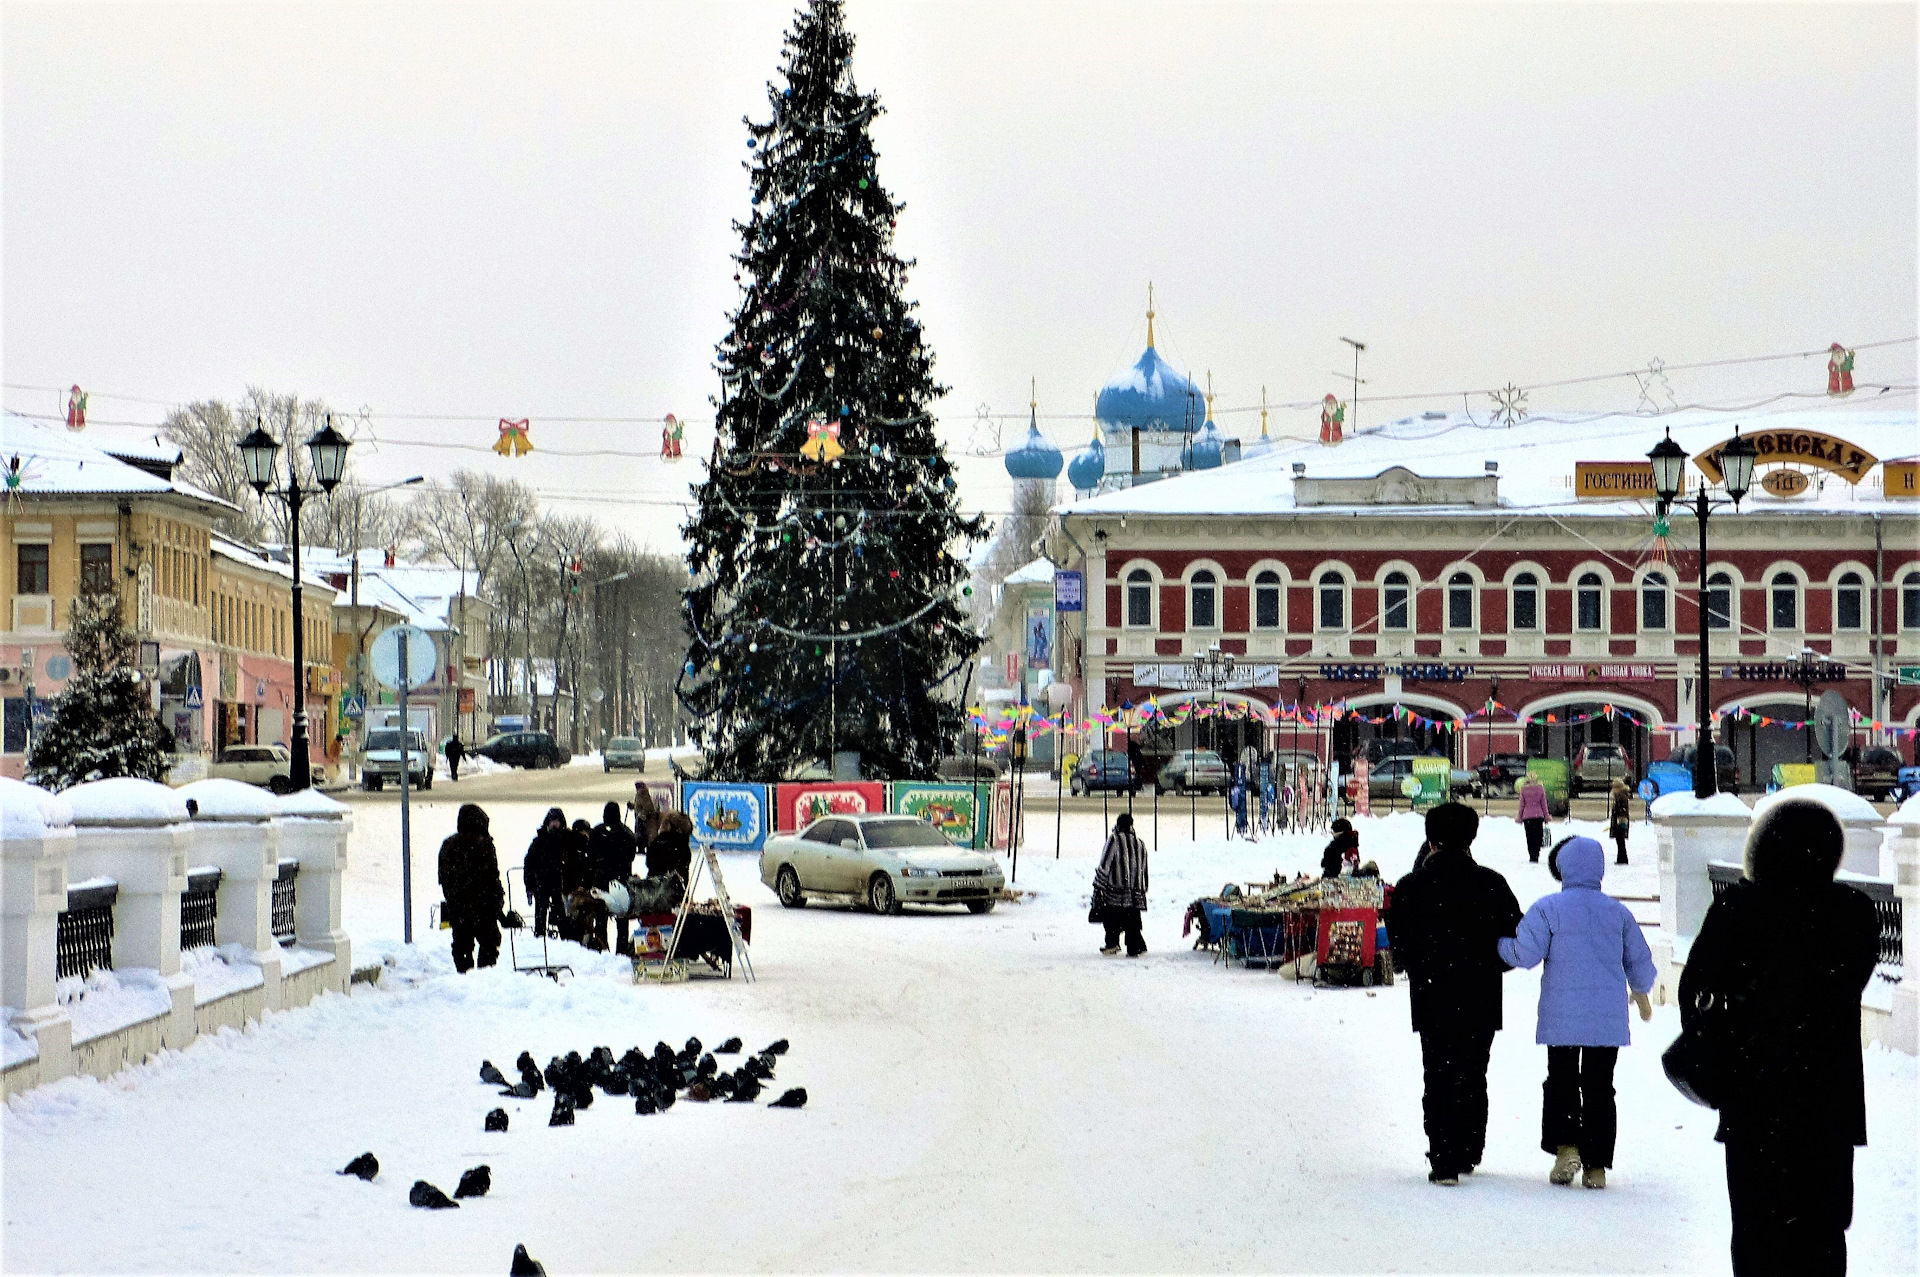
top-left (1720, 428), bottom-right (1758, 504)
top-left (305, 417), bottom-right (352, 492)
top-left (1646, 429), bottom-right (1688, 502)
top-left (237, 421), bottom-right (280, 494)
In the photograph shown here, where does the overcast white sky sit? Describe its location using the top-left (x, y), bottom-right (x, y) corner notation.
top-left (5, 1), bottom-right (1914, 552)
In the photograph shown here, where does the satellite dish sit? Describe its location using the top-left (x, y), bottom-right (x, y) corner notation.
top-left (1814, 689), bottom-right (1851, 761)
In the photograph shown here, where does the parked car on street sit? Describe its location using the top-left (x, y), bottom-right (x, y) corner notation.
top-left (759, 813), bottom-right (1005, 915)
top-left (601, 736), bottom-right (646, 772)
top-left (1670, 744), bottom-right (1739, 794)
top-left (1472, 752), bottom-right (1533, 797)
top-left (1644, 759), bottom-right (1694, 797)
top-left (1366, 754), bottom-right (1474, 800)
top-left (937, 754), bottom-right (1002, 781)
top-left (1851, 746), bottom-right (1906, 801)
top-left (472, 730), bottom-right (570, 771)
top-left (1071, 749), bottom-right (1136, 796)
top-left (209, 743), bottom-right (324, 794)
top-left (1570, 743), bottom-right (1633, 795)
top-left (363, 729), bottom-right (432, 791)
top-left (1157, 749), bottom-right (1229, 795)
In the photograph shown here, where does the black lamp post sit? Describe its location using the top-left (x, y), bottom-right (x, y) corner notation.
top-left (1647, 427), bottom-right (1757, 799)
top-left (238, 414), bottom-right (350, 791)
top-left (1187, 640), bottom-right (1237, 838)
top-left (1484, 674), bottom-right (1500, 815)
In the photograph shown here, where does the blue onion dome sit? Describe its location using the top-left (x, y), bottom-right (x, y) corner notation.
top-left (1067, 431), bottom-right (1106, 492)
top-left (1096, 344), bottom-right (1204, 435)
top-left (1189, 397), bottom-right (1225, 470)
top-left (1004, 404), bottom-right (1062, 480)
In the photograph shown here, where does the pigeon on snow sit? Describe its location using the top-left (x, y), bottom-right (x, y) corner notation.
top-left (511, 1243), bottom-right (547, 1276)
top-left (549, 1094), bottom-right (576, 1127)
top-left (715, 1037), bottom-right (743, 1054)
top-left (455, 1165), bottom-right (492, 1198)
top-left (479, 1060), bottom-right (508, 1087)
top-left (410, 1180), bottom-right (459, 1209)
top-left (768, 1088), bottom-right (808, 1109)
top-left (686, 1080), bottom-right (713, 1102)
top-left (337, 1152), bottom-right (379, 1180)
top-left (485, 1108), bottom-right (510, 1132)
top-left (763, 1038), bottom-right (789, 1056)
top-left (728, 1074), bottom-right (763, 1103)
top-left (499, 1079), bottom-right (539, 1099)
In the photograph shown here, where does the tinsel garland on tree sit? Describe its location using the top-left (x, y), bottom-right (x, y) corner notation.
top-left (680, 0), bottom-right (984, 780)
top-left (26, 591), bottom-right (175, 790)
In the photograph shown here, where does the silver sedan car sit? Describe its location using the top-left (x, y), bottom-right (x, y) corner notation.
top-left (759, 813), bottom-right (1006, 915)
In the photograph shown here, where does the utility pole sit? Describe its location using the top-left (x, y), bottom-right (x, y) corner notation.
top-left (1338, 337), bottom-right (1367, 435)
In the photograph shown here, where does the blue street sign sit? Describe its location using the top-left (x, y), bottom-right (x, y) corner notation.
top-left (342, 694), bottom-right (366, 721)
top-left (184, 686), bottom-right (203, 710)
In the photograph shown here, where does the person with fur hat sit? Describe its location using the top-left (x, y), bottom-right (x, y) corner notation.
top-left (1092, 813), bottom-right (1150, 957)
top-left (438, 804), bottom-right (505, 972)
top-left (1679, 798), bottom-right (1879, 1276)
top-left (523, 808), bottom-right (572, 939)
top-left (646, 811), bottom-right (695, 883)
top-left (1389, 802), bottom-right (1524, 1185)
top-left (1497, 836), bottom-right (1656, 1189)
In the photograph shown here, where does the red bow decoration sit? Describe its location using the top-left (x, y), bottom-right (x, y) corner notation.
top-left (494, 418), bottom-right (533, 457)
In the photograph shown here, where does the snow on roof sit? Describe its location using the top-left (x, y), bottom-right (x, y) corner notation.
top-left (0, 777), bottom-right (74, 841)
top-left (1649, 790), bottom-right (1754, 821)
top-left (300, 549), bottom-right (476, 629)
top-left (1004, 557), bottom-right (1056, 586)
top-left (1061, 406), bottom-right (1918, 519)
top-left (0, 412), bottom-right (234, 510)
top-left (176, 778), bottom-right (279, 822)
top-left (1893, 791), bottom-right (1920, 828)
top-left (276, 787), bottom-right (349, 820)
top-left (1751, 782), bottom-right (1883, 825)
top-left (210, 536), bottom-right (338, 596)
top-left (63, 777), bottom-right (192, 826)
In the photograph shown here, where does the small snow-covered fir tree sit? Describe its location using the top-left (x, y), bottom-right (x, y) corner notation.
top-left (25, 591), bottom-right (174, 790)
top-left (681, 0), bottom-right (984, 780)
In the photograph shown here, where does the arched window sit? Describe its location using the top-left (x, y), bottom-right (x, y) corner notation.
top-left (1447, 573), bottom-right (1475, 630)
top-left (1904, 570), bottom-right (1920, 630)
top-left (1125, 569), bottom-right (1153, 628)
top-left (1770, 572), bottom-right (1798, 631)
top-left (1511, 572), bottom-right (1539, 631)
top-left (1836, 572), bottom-right (1863, 631)
top-left (1382, 571), bottom-right (1410, 631)
top-left (1707, 572), bottom-right (1733, 630)
top-left (1577, 573), bottom-right (1604, 631)
top-left (1189, 570), bottom-right (1218, 629)
top-left (1318, 572), bottom-right (1346, 630)
top-left (1641, 572), bottom-right (1669, 631)
top-left (1254, 570), bottom-right (1282, 629)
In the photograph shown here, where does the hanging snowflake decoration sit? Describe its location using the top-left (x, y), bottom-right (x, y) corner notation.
top-left (1489, 383), bottom-right (1528, 429)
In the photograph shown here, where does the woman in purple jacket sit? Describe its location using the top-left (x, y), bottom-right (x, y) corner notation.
top-left (1516, 774), bottom-right (1551, 863)
top-left (1497, 836), bottom-right (1656, 1189)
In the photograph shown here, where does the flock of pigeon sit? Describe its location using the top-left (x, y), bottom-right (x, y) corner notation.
top-left (333, 1035), bottom-right (807, 1275)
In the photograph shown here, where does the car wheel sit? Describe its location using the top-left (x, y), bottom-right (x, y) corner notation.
top-left (534, 755), bottom-right (552, 771)
top-left (868, 873), bottom-right (902, 916)
top-left (965, 899), bottom-right (995, 914)
top-left (268, 775), bottom-right (292, 795)
top-left (776, 865), bottom-right (806, 909)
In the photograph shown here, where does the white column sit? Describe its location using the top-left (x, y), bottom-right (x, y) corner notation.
top-left (277, 790), bottom-right (353, 995)
top-left (64, 779), bottom-right (198, 1051)
top-left (178, 780), bottom-right (287, 1012)
top-left (0, 781), bottom-right (75, 1086)
top-left (1648, 790), bottom-right (1752, 1005)
top-left (1884, 797), bottom-right (1919, 1054)
top-left (1085, 539), bottom-right (1108, 723)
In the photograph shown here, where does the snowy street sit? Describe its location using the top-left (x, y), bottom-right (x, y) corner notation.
top-left (5, 809), bottom-right (1914, 1273)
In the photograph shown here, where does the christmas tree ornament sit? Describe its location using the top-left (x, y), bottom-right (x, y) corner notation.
top-left (65, 385), bottom-right (88, 432)
top-left (1827, 343), bottom-right (1856, 396)
top-left (824, 364), bottom-right (836, 378)
top-left (800, 416), bottom-right (844, 462)
top-left (858, 178), bottom-right (868, 189)
top-left (871, 326), bottom-right (883, 339)
top-left (494, 418), bottom-right (534, 457)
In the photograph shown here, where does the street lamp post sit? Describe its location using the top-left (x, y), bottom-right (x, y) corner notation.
top-left (1187, 640), bottom-right (1237, 839)
top-left (238, 415), bottom-right (351, 791)
top-left (1484, 674), bottom-right (1500, 816)
top-left (1647, 427), bottom-right (1757, 800)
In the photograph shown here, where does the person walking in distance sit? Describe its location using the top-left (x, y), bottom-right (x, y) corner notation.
top-left (1608, 778), bottom-right (1632, 866)
top-left (1517, 773), bottom-right (1550, 863)
top-left (437, 803), bottom-right (504, 972)
top-left (1497, 836), bottom-right (1656, 1190)
top-left (1389, 802), bottom-right (1524, 1185)
top-left (523, 808), bottom-right (570, 939)
top-left (1092, 813), bottom-right (1149, 957)
top-left (444, 733), bottom-right (465, 783)
top-left (1680, 799), bottom-right (1879, 1276)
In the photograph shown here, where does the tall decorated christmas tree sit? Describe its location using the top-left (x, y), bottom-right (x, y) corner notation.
top-left (681, 0), bottom-right (984, 780)
top-left (26, 592), bottom-right (174, 790)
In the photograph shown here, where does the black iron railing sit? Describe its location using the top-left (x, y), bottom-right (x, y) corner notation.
top-left (1709, 861), bottom-right (1902, 969)
top-left (181, 867), bottom-right (222, 950)
top-left (272, 859), bottom-right (299, 946)
top-left (56, 880), bottom-right (117, 980)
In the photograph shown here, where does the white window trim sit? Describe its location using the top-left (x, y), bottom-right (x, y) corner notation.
top-left (1120, 561), bottom-right (1159, 631)
top-left (1637, 568), bottom-right (1673, 633)
top-left (1313, 567), bottom-right (1351, 633)
top-left (1185, 566), bottom-right (1223, 632)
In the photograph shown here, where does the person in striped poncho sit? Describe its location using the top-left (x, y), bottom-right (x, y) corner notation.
top-left (1093, 813), bottom-right (1150, 957)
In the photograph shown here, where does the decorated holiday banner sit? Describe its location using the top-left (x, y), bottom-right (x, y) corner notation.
top-left (682, 782), bottom-right (769, 852)
top-left (990, 779), bottom-right (1014, 850)
top-left (774, 781), bottom-right (886, 832)
top-left (888, 781), bottom-right (989, 849)
top-left (642, 780), bottom-right (679, 815)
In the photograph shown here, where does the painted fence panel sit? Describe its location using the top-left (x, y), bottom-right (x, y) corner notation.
top-left (772, 782), bottom-right (887, 832)
top-left (681, 782), bottom-right (770, 852)
top-left (887, 782), bottom-right (992, 849)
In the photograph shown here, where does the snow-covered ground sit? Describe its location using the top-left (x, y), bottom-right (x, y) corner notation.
top-left (5, 808), bottom-right (1914, 1274)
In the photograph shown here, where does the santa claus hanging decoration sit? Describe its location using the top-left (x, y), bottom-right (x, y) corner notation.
top-left (1319, 394), bottom-right (1346, 446)
top-left (493, 418), bottom-right (534, 457)
top-left (1826, 344), bottom-right (1855, 397)
top-left (65, 385), bottom-right (87, 432)
top-left (661, 414), bottom-right (684, 460)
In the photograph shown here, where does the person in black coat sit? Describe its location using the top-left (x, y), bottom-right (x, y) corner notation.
top-left (444, 733), bottom-right (465, 782)
top-left (437, 803), bottom-right (504, 972)
top-left (1390, 802), bottom-right (1524, 1185)
top-left (1679, 799), bottom-right (1879, 1276)
top-left (646, 811), bottom-right (694, 883)
top-left (589, 801), bottom-right (639, 953)
top-left (1321, 819), bottom-right (1357, 878)
top-left (523, 808), bottom-right (571, 939)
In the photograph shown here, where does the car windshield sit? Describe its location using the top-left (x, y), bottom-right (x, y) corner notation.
top-left (610, 737), bottom-right (640, 749)
top-left (1586, 746), bottom-right (1623, 758)
top-left (1864, 749), bottom-right (1899, 765)
top-left (861, 820), bottom-right (954, 850)
top-left (366, 731), bottom-right (422, 751)
top-left (1190, 752), bottom-right (1224, 766)
top-left (481, 734), bottom-right (510, 747)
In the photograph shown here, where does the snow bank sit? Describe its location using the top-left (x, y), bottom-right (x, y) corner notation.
top-left (0, 776), bottom-right (72, 841)
top-left (2, 1012), bottom-right (38, 1069)
top-left (181, 944), bottom-right (267, 1006)
top-left (275, 787), bottom-right (348, 820)
top-left (56, 968), bottom-right (173, 1044)
top-left (1753, 782), bottom-right (1882, 825)
top-left (279, 947), bottom-right (334, 978)
top-left (175, 778), bottom-right (278, 822)
top-left (1890, 791), bottom-right (1920, 828)
top-left (1649, 790), bottom-right (1753, 820)
top-left (63, 777), bottom-right (190, 826)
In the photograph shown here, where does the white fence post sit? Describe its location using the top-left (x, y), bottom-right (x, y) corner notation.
top-left (276, 789), bottom-right (353, 996)
top-left (177, 780), bottom-right (286, 1012)
top-left (1648, 790), bottom-right (1753, 1005)
top-left (63, 778), bottom-right (197, 1051)
top-left (1885, 796), bottom-right (1919, 1055)
top-left (0, 779), bottom-right (75, 1089)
